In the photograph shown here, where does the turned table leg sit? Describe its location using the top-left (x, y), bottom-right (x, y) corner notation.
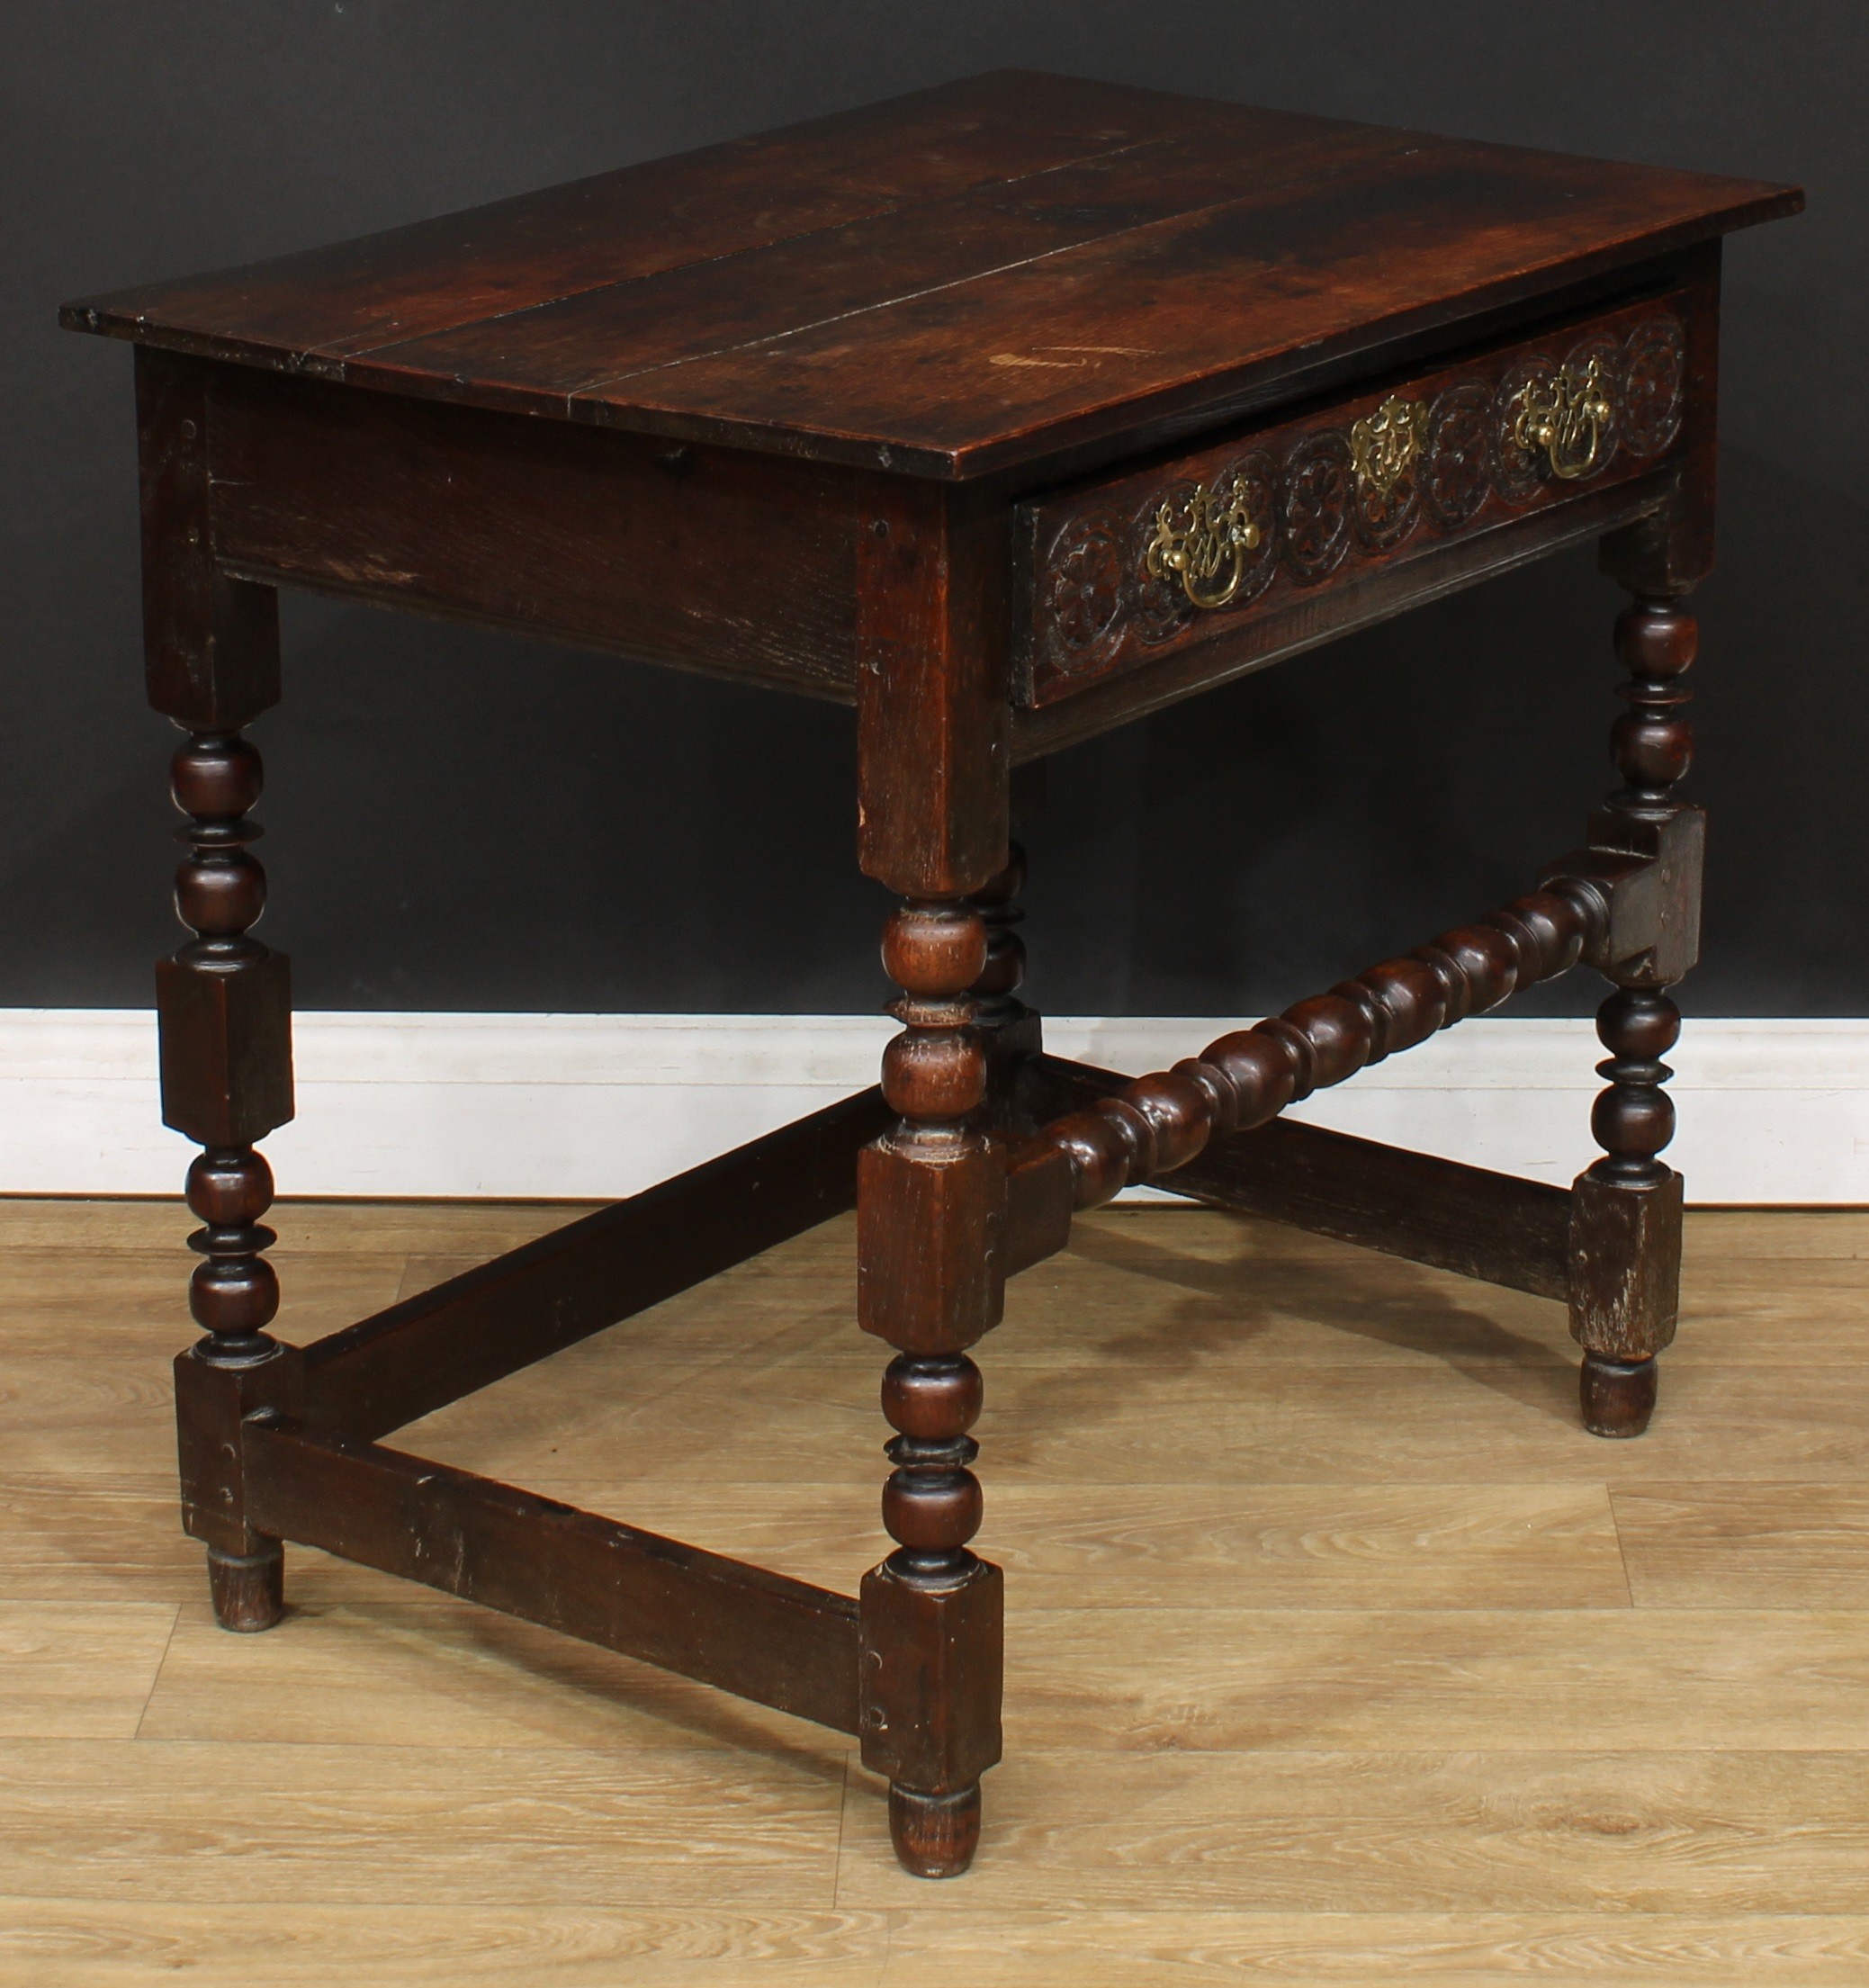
top-left (968, 838), bottom-right (1043, 1129)
top-left (1570, 592), bottom-right (1699, 1436)
top-left (852, 477), bottom-right (1010, 1876)
top-left (860, 900), bottom-right (1004, 1876)
top-left (164, 727), bottom-right (295, 1624)
top-left (137, 349), bottom-right (299, 1624)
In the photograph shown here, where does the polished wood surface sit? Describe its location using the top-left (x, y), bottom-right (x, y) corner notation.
top-left (63, 73), bottom-right (1796, 478)
top-left (6, 1196), bottom-right (1869, 1982)
top-left (1571, 598), bottom-right (1702, 1433)
top-left (201, 361), bottom-right (864, 701)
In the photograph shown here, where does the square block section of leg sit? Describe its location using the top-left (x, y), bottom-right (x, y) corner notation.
top-left (1568, 1167), bottom-right (1685, 1360)
top-left (157, 950), bottom-right (294, 1148)
top-left (859, 1558), bottom-right (1003, 1793)
top-left (858, 1137), bottom-right (1004, 1354)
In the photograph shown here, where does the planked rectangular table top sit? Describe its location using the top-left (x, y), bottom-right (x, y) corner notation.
top-left (62, 70), bottom-right (1799, 480)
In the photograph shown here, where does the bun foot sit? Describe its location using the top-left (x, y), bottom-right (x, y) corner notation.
top-left (1580, 1354), bottom-right (1658, 1438)
top-left (207, 1544), bottom-right (284, 1631)
top-left (889, 1783), bottom-right (981, 1878)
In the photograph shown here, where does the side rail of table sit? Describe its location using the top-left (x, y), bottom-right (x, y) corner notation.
top-left (1002, 799), bottom-right (1703, 1435)
top-left (173, 1085), bottom-right (889, 1722)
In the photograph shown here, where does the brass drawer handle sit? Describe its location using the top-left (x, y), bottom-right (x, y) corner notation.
top-left (1514, 357), bottom-right (1613, 481)
top-left (1350, 394), bottom-right (1427, 497)
top-left (1144, 475), bottom-right (1262, 608)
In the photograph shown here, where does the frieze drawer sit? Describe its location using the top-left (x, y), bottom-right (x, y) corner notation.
top-left (1014, 292), bottom-right (1695, 708)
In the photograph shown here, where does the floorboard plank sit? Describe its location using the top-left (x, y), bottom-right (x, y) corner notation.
top-left (834, 1750), bottom-right (1869, 1913)
top-left (0, 1602), bottom-right (178, 1740)
top-left (0, 1739), bottom-right (846, 1906)
top-left (1615, 1485), bottom-right (1869, 1609)
top-left (1001, 1608), bottom-right (1869, 1751)
top-left (8, 1903), bottom-right (1869, 1988)
top-left (137, 1592), bottom-right (850, 1755)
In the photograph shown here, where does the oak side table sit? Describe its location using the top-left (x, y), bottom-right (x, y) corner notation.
top-left (64, 72), bottom-right (1802, 1877)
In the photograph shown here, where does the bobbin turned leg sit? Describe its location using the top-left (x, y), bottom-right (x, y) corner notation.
top-left (860, 904), bottom-right (1004, 1876)
top-left (137, 348), bottom-right (299, 1623)
top-left (1569, 592), bottom-right (1701, 1435)
top-left (853, 477), bottom-right (1009, 1876)
top-left (165, 730), bottom-right (296, 1623)
top-left (968, 839), bottom-right (1042, 1130)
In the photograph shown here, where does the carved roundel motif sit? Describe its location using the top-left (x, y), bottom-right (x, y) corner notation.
top-left (1219, 450), bottom-right (1280, 608)
top-left (1280, 432), bottom-right (1354, 581)
top-left (1129, 484), bottom-right (1200, 646)
top-left (1564, 330), bottom-right (1623, 469)
top-left (1040, 514), bottom-right (1128, 672)
top-left (1621, 314), bottom-right (1686, 459)
top-left (1498, 334), bottom-right (1623, 499)
top-left (1351, 444), bottom-right (1421, 551)
top-left (1029, 301), bottom-right (1692, 693)
top-left (1129, 453), bottom-right (1278, 643)
top-left (1423, 379), bottom-right (1494, 529)
top-left (1493, 350), bottom-right (1561, 503)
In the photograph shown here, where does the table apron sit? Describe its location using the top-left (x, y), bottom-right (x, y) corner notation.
top-left (201, 361), bottom-right (866, 703)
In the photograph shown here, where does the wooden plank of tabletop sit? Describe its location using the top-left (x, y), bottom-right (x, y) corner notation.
top-left (561, 140), bottom-right (1794, 474)
top-left (58, 72), bottom-right (1239, 363)
top-left (338, 115), bottom-right (1415, 409)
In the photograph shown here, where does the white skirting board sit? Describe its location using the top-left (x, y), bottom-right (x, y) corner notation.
top-left (4, 1010), bottom-right (1865, 1203)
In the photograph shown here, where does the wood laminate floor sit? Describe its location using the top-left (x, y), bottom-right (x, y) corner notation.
top-left (3, 1196), bottom-right (1867, 1984)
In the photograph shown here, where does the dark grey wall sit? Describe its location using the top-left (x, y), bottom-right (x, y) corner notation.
top-left (6, 3), bottom-right (1856, 1018)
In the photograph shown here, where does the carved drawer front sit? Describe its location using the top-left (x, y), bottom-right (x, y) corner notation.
top-left (1015, 292), bottom-right (1694, 707)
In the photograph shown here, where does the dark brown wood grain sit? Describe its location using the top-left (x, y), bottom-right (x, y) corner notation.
top-left (854, 714), bottom-right (1012, 1867)
top-left (1003, 1134), bottom-right (1076, 1277)
top-left (572, 139), bottom-right (1794, 481)
top-left (855, 477), bottom-right (1011, 896)
top-left (139, 346), bottom-right (300, 1624)
top-left (966, 843), bottom-right (1045, 1127)
top-left (340, 117), bottom-right (1422, 414)
top-left (247, 1423), bottom-right (863, 1734)
top-left (1571, 1168), bottom-right (1685, 1362)
top-left (175, 1335), bottom-right (300, 1632)
top-left (68, 73), bottom-right (1208, 365)
top-left (67, 75), bottom-right (1799, 479)
top-left (857, 897), bottom-right (1005, 1358)
top-left (136, 350), bottom-right (279, 730)
top-left (859, 1559), bottom-right (1004, 1876)
top-left (173, 1338), bottom-right (301, 1565)
top-left (1168, 1120), bottom-right (1573, 1300)
top-left (1007, 783), bottom-right (1701, 1310)
top-left (207, 364), bottom-right (863, 701)
top-left (1567, 595), bottom-right (1703, 1434)
top-left (303, 1086), bottom-right (890, 1442)
top-left (154, 950), bottom-right (292, 1154)
top-left (141, 376), bottom-right (297, 1382)
top-left (1601, 243), bottom-right (1722, 596)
